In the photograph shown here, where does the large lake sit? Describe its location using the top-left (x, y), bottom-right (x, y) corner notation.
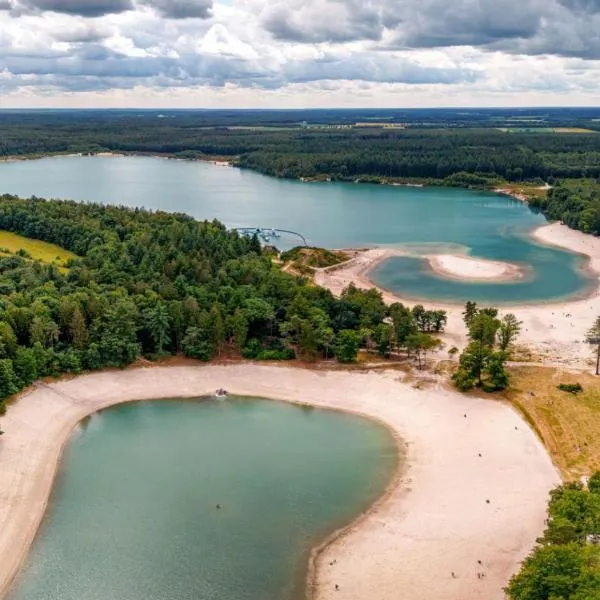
top-left (0, 155), bottom-right (592, 303)
top-left (8, 397), bottom-right (397, 600)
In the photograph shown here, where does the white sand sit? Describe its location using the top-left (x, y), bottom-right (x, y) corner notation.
top-left (426, 254), bottom-right (524, 281)
top-left (0, 365), bottom-right (558, 600)
top-left (316, 222), bottom-right (600, 368)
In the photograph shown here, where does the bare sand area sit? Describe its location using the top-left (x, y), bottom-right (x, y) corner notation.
top-left (426, 254), bottom-right (525, 281)
top-left (0, 365), bottom-right (558, 600)
top-left (317, 222), bottom-right (600, 368)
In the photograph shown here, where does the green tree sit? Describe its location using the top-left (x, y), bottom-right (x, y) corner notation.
top-left (69, 308), bottom-right (88, 351)
top-left (486, 351), bottom-right (510, 390)
top-left (144, 303), bottom-right (172, 355)
top-left (498, 313), bottom-right (522, 352)
top-left (182, 326), bottom-right (214, 361)
top-left (506, 543), bottom-right (600, 600)
top-left (373, 323), bottom-right (393, 358)
top-left (463, 301), bottom-right (478, 327)
top-left (230, 309), bottom-right (248, 351)
top-left (589, 472), bottom-right (600, 494)
top-left (13, 346), bottom-right (38, 387)
top-left (30, 316), bottom-right (60, 348)
top-left (299, 320), bottom-right (318, 361)
top-left (209, 304), bottom-right (226, 357)
top-left (0, 322), bottom-right (18, 358)
top-left (0, 359), bottom-right (18, 400)
top-left (335, 329), bottom-right (362, 363)
top-left (406, 333), bottom-right (439, 369)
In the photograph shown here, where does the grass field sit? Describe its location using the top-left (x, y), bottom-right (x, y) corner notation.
top-left (505, 367), bottom-right (600, 480)
top-left (0, 231), bottom-right (77, 268)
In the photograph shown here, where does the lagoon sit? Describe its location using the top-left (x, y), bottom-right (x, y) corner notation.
top-left (8, 396), bottom-right (396, 600)
top-left (0, 155), bottom-right (592, 303)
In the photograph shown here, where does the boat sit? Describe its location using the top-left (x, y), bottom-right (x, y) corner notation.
top-left (215, 388), bottom-right (228, 399)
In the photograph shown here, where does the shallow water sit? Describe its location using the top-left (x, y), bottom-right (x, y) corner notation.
top-left (0, 155), bottom-right (592, 302)
top-left (8, 397), bottom-right (397, 600)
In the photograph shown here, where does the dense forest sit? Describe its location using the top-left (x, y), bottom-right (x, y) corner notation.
top-left (507, 474), bottom-right (600, 600)
top-left (1, 112), bottom-right (600, 183)
top-left (530, 179), bottom-right (600, 236)
top-left (0, 195), bottom-right (446, 414)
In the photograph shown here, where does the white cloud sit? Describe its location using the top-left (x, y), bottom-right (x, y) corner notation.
top-left (0, 0), bottom-right (599, 106)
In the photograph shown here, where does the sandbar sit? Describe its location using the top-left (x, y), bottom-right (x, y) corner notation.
top-left (426, 254), bottom-right (525, 282)
top-left (0, 365), bottom-right (558, 600)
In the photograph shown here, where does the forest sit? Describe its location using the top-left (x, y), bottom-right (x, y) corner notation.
top-left (530, 179), bottom-right (600, 236)
top-left (507, 474), bottom-right (600, 600)
top-left (0, 195), bottom-right (446, 414)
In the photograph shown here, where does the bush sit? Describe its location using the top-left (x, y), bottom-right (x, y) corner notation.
top-left (558, 383), bottom-right (583, 394)
top-left (242, 339), bottom-right (295, 360)
top-left (256, 348), bottom-right (295, 361)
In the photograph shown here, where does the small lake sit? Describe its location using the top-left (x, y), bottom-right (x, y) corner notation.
top-left (8, 397), bottom-right (397, 600)
top-left (0, 155), bottom-right (593, 303)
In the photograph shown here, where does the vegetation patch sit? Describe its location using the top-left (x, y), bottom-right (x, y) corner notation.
top-left (507, 475), bottom-right (600, 600)
top-left (280, 246), bottom-right (350, 270)
top-left (0, 230), bottom-right (77, 269)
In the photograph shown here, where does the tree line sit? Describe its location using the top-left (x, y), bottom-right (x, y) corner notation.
top-left (0, 195), bottom-right (447, 414)
top-left (1, 113), bottom-right (600, 183)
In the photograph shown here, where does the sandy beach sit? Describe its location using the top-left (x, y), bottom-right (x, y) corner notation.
top-left (0, 365), bottom-right (558, 600)
top-left (426, 254), bottom-right (525, 281)
top-left (317, 222), bottom-right (600, 368)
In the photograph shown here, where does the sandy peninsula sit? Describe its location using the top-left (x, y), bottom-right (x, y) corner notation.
top-left (426, 254), bottom-right (525, 282)
top-left (0, 365), bottom-right (558, 600)
top-left (317, 222), bottom-right (600, 368)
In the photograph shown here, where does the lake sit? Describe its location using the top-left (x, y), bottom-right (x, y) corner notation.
top-left (0, 155), bottom-right (592, 303)
top-left (8, 397), bottom-right (397, 600)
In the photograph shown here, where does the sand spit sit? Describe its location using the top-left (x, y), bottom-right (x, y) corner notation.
top-left (426, 254), bottom-right (525, 282)
top-left (0, 365), bottom-right (558, 600)
top-left (316, 222), bottom-right (600, 368)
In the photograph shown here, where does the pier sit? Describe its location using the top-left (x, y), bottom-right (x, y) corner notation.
top-left (234, 227), bottom-right (308, 246)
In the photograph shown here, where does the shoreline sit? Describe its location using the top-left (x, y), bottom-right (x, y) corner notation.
top-left (316, 222), bottom-right (600, 367)
top-left (0, 365), bottom-right (559, 600)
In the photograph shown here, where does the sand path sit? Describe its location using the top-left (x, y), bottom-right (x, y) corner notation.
top-left (317, 222), bottom-right (600, 368)
top-left (0, 365), bottom-right (558, 600)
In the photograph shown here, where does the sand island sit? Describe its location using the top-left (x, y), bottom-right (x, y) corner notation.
top-left (425, 254), bottom-right (527, 282)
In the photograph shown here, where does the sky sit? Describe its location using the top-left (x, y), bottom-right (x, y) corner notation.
top-left (0, 0), bottom-right (599, 108)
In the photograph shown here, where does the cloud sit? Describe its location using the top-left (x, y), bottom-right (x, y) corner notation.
top-left (20, 0), bottom-right (133, 16)
top-left (138, 0), bottom-right (213, 19)
top-left (261, 0), bottom-right (398, 43)
top-left (0, 0), bottom-right (599, 106)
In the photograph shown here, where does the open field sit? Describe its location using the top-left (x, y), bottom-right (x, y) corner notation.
top-left (505, 367), bottom-right (600, 480)
top-left (0, 231), bottom-right (77, 268)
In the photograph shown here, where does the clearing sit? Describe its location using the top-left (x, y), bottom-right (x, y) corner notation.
top-left (0, 231), bottom-right (77, 269)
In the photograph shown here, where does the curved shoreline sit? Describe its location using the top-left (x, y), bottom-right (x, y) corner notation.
top-left (0, 365), bottom-right (558, 600)
top-left (316, 222), bottom-right (600, 367)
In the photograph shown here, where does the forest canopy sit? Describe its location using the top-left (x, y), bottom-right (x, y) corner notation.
top-left (0, 195), bottom-right (445, 413)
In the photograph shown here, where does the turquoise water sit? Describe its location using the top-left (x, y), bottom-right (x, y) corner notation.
top-left (0, 156), bottom-right (592, 303)
top-left (8, 397), bottom-right (397, 600)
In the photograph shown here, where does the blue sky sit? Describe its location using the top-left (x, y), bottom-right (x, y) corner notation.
top-left (0, 0), bottom-right (599, 108)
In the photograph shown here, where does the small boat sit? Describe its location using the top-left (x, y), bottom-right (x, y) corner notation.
top-left (215, 388), bottom-right (228, 399)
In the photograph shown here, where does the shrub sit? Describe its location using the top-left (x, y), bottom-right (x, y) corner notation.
top-left (558, 383), bottom-right (583, 394)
